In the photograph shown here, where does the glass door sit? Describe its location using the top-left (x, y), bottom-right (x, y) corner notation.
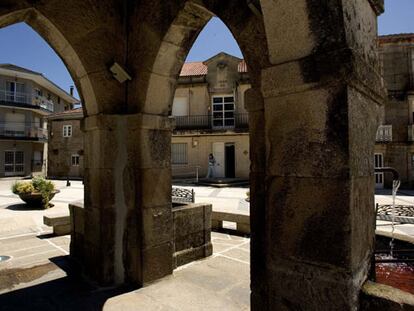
top-left (5, 81), bottom-right (25, 103)
top-left (212, 95), bottom-right (235, 129)
top-left (4, 151), bottom-right (24, 176)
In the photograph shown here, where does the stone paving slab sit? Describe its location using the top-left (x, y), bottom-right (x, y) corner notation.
top-left (0, 232), bottom-right (249, 310)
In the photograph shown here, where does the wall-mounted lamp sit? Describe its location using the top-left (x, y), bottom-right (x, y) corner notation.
top-left (192, 139), bottom-right (198, 148)
top-left (109, 62), bottom-right (132, 84)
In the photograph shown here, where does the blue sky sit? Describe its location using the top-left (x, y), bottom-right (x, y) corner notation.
top-left (0, 0), bottom-right (412, 100)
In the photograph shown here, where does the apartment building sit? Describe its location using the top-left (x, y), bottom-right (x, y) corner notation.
top-left (0, 64), bottom-right (78, 177)
top-left (375, 34), bottom-right (414, 189)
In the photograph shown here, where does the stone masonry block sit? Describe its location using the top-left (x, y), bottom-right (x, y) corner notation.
top-left (264, 86), bottom-right (352, 179)
top-left (142, 242), bottom-right (173, 285)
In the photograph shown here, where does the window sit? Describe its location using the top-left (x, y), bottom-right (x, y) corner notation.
top-left (6, 81), bottom-right (25, 103)
top-left (71, 154), bottom-right (80, 166)
top-left (33, 151), bottom-right (42, 166)
top-left (171, 143), bottom-right (188, 165)
top-left (212, 95), bottom-right (235, 128)
top-left (4, 151), bottom-right (24, 176)
top-left (63, 125), bottom-right (72, 137)
top-left (374, 153), bottom-right (384, 187)
top-left (34, 88), bottom-right (43, 97)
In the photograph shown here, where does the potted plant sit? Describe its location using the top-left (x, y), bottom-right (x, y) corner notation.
top-left (12, 177), bottom-right (59, 209)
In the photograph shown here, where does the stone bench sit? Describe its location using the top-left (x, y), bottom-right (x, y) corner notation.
top-left (43, 214), bottom-right (70, 236)
top-left (211, 211), bottom-right (250, 235)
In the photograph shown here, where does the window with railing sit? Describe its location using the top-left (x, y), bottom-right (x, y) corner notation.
top-left (0, 122), bottom-right (48, 139)
top-left (212, 95), bottom-right (235, 128)
top-left (0, 85), bottom-right (54, 112)
top-left (172, 143), bottom-right (188, 165)
top-left (376, 125), bottom-right (392, 142)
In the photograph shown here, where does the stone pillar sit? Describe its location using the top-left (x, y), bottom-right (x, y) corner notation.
top-left (80, 113), bottom-right (173, 286)
top-left (244, 88), bottom-right (267, 307)
top-left (254, 0), bottom-right (385, 310)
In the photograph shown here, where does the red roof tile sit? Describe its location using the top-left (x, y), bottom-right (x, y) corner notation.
top-left (179, 60), bottom-right (248, 77)
top-left (180, 62), bottom-right (208, 76)
top-left (379, 33), bottom-right (414, 44)
top-left (48, 107), bottom-right (83, 118)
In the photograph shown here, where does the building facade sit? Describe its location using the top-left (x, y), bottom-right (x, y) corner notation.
top-left (48, 52), bottom-right (251, 180)
top-left (171, 52), bottom-right (250, 179)
top-left (375, 34), bottom-right (414, 189)
top-left (47, 108), bottom-right (84, 178)
top-left (0, 64), bottom-right (78, 177)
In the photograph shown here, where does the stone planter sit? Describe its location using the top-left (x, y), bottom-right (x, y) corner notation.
top-left (17, 190), bottom-right (60, 208)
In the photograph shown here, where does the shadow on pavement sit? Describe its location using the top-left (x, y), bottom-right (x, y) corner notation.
top-left (0, 256), bottom-right (134, 311)
top-left (5, 203), bottom-right (44, 211)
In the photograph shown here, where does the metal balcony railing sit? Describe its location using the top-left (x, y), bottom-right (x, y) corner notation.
top-left (376, 125), bottom-right (392, 142)
top-left (0, 90), bottom-right (54, 112)
top-left (173, 113), bottom-right (249, 130)
top-left (0, 123), bottom-right (48, 140)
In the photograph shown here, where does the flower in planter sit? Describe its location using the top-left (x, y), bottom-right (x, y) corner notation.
top-left (12, 177), bottom-right (56, 208)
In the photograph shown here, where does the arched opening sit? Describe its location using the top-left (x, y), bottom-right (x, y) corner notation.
top-left (0, 1), bottom-right (394, 310)
top-left (168, 16), bottom-right (252, 309)
top-left (373, 0), bottom-right (414, 294)
top-left (0, 7), bottom-right (92, 301)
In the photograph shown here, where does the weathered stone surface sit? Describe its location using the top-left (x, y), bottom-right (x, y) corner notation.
top-left (173, 203), bottom-right (212, 268)
top-left (0, 1), bottom-right (397, 310)
top-left (361, 281), bottom-right (414, 310)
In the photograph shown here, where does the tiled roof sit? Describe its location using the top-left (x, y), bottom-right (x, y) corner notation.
top-left (180, 62), bottom-right (208, 76)
top-left (379, 33), bottom-right (414, 44)
top-left (238, 60), bottom-right (248, 73)
top-left (48, 107), bottom-right (83, 119)
top-left (179, 60), bottom-right (248, 77)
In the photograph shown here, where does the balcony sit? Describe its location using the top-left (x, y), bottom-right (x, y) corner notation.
top-left (376, 125), bottom-right (392, 142)
top-left (0, 123), bottom-right (48, 141)
top-left (173, 113), bottom-right (249, 131)
top-left (0, 89), bottom-right (54, 112)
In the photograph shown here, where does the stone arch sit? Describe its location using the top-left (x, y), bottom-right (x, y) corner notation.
top-left (123, 1), bottom-right (385, 310)
top-left (0, 8), bottom-right (98, 115)
top-left (127, 0), bottom-right (271, 115)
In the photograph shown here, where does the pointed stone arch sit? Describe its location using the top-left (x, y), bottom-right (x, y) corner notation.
top-left (0, 8), bottom-right (97, 115)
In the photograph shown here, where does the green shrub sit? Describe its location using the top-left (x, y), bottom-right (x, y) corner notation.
top-left (12, 181), bottom-right (34, 194)
top-left (12, 177), bottom-right (55, 207)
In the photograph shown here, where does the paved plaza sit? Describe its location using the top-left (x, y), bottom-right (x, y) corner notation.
top-left (0, 178), bottom-right (413, 309)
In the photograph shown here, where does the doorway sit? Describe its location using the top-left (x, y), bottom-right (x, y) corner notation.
top-left (225, 143), bottom-right (235, 178)
top-left (212, 142), bottom-right (225, 178)
top-left (4, 150), bottom-right (24, 176)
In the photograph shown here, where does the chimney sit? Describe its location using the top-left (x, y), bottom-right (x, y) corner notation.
top-left (69, 86), bottom-right (74, 96)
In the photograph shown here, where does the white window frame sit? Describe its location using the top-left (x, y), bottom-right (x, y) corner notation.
top-left (63, 125), bottom-right (72, 137)
top-left (71, 154), bottom-right (80, 166)
top-left (211, 95), bottom-right (235, 129)
top-left (171, 143), bottom-right (188, 165)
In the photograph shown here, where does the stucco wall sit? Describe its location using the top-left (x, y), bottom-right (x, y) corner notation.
top-left (172, 133), bottom-right (250, 179)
